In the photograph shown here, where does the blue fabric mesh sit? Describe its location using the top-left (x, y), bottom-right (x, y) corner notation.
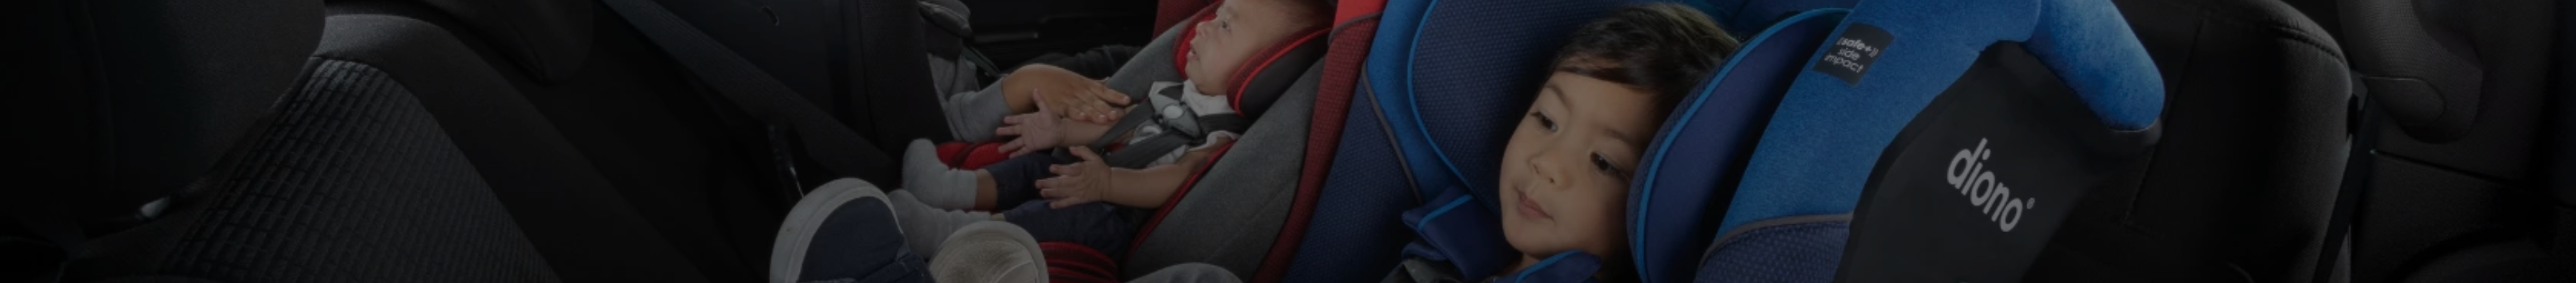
top-left (1282, 89), bottom-right (1420, 283)
top-left (1627, 9), bottom-right (1846, 283)
top-left (1695, 219), bottom-right (1850, 283)
top-left (1700, 0), bottom-right (1859, 36)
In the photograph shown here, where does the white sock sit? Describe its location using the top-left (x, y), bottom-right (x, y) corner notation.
top-left (901, 139), bottom-right (981, 210)
top-left (888, 190), bottom-right (992, 255)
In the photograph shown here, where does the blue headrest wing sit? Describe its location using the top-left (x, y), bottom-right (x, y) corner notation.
top-left (1714, 0), bottom-right (2161, 239)
top-left (1625, 9), bottom-right (1846, 283)
top-left (2027, 0), bottom-right (2163, 130)
top-left (1698, 0), bottom-right (1859, 36)
top-left (1364, 0), bottom-right (1627, 206)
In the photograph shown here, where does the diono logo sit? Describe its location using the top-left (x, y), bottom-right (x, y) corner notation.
top-left (1945, 139), bottom-right (2034, 232)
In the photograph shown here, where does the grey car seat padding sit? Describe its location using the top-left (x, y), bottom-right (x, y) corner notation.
top-left (1112, 22), bottom-right (1327, 280)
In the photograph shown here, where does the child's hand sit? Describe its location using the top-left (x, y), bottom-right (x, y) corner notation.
top-left (995, 91), bottom-right (1067, 157)
top-left (1037, 147), bottom-right (1113, 208)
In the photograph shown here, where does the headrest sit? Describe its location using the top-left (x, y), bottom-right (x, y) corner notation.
top-left (1168, 3), bottom-right (1332, 119)
top-left (1225, 30), bottom-right (1330, 118)
top-left (6, 0), bottom-right (323, 220)
top-left (1721, 0), bottom-right (2163, 237)
top-left (412, 0), bottom-right (595, 82)
top-left (1625, 9), bottom-right (1845, 283)
top-left (1717, 0), bottom-right (2162, 280)
top-left (1363, 0), bottom-right (1629, 206)
top-left (1696, 0), bottom-right (1856, 36)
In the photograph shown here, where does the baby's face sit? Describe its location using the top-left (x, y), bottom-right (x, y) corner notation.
top-left (1184, 0), bottom-right (1302, 95)
top-left (1497, 72), bottom-right (1662, 261)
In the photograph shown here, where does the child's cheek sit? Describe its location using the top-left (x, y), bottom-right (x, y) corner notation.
top-left (1575, 184), bottom-right (1629, 253)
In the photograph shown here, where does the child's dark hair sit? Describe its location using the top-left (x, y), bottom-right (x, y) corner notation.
top-left (1552, 3), bottom-right (1740, 116)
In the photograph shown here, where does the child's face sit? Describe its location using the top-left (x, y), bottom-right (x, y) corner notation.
top-left (1498, 71), bottom-right (1662, 261)
top-left (1184, 0), bottom-right (1302, 95)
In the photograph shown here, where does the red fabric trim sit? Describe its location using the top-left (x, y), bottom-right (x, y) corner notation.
top-left (1333, 0), bottom-right (1388, 23)
top-left (938, 142), bottom-right (972, 166)
top-left (1226, 29), bottom-right (1331, 113)
top-left (1043, 241), bottom-right (1119, 280)
top-left (1123, 142), bottom-right (1238, 262)
top-left (1249, 15), bottom-right (1381, 283)
top-left (1048, 259), bottom-right (1112, 279)
top-left (1050, 265), bottom-right (1118, 283)
top-left (934, 142), bottom-right (1012, 170)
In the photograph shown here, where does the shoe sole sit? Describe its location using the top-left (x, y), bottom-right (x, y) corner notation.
top-left (770, 178), bottom-right (893, 283)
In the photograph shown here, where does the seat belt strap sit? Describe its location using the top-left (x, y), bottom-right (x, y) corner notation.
top-left (596, 0), bottom-right (891, 178)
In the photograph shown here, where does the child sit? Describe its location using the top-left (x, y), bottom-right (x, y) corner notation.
top-left (888, 0), bottom-right (1329, 257)
top-left (1388, 3), bottom-right (1739, 282)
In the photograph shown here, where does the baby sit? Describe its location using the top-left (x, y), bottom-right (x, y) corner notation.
top-left (889, 0), bottom-right (1329, 258)
top-left (1390, 3), bottom-right (1739, 282)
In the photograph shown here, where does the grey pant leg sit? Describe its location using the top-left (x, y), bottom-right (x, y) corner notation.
top-left (940, 82), bottom-right (1011, 142)
top-left (1126, 263), bottom-right (1243, 283)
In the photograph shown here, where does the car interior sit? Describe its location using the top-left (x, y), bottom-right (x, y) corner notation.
top-left (3, 0), bottom-right (2568, 282)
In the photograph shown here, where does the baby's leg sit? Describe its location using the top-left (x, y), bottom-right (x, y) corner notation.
top-left (978, 153), bottom-right (1070, 209)
top-left (1001, 201), bottom-right (1136, 259)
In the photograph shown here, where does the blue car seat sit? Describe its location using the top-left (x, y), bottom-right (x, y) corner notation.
top-left (1282, 0), bottom-right (1634, 281)
top-left (1700, 0), bottom-right (1857, 37)
top-left (1622, 8), bottom-right (1848, 283)
top-left (1692, 0), bottom-right (2165, 281)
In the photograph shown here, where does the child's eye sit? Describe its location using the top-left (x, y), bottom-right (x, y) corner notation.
top-left (1532, 113), bottom-right (1558, 132)
top-left (1592, 153), bottom-right (1625, 176)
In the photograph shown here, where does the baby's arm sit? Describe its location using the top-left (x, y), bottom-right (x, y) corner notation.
top-left (1037, 136), bottom-right (1233, 208)
top-left (994, 104), bottom-right (1139, 156)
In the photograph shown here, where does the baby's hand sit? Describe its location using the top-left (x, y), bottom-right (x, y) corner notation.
top-left (1037, 147), bottom-right (1112, 208)
top-left (994, 101), bottom-right (1065, 157)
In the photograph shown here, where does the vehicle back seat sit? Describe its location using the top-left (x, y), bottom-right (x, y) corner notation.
top-left (2018, 0), bottom-right (2358, 282)
top-left (6, 0), bottom-right (680, 281)
top-left (323, 0), bottom-right (773, 280)
top-left (297, 0), bottom-right (911, 280)
top-left (2286, 0), bottom-right (2576, 281)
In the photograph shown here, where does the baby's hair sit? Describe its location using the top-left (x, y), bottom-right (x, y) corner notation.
top-left (1551, 3), bottom-right (1741, 118)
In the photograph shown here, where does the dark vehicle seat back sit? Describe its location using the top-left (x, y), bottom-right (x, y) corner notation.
top-left (5, 0), bottom-right (596, 281)
top-left (2021, 0), bottom-right (2357, 282)
top-left (2287, 0), bottom-right (2576, 281)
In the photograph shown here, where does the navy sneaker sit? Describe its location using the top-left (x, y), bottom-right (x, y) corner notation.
top-left (772, 178), bottom-right (931, 283)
